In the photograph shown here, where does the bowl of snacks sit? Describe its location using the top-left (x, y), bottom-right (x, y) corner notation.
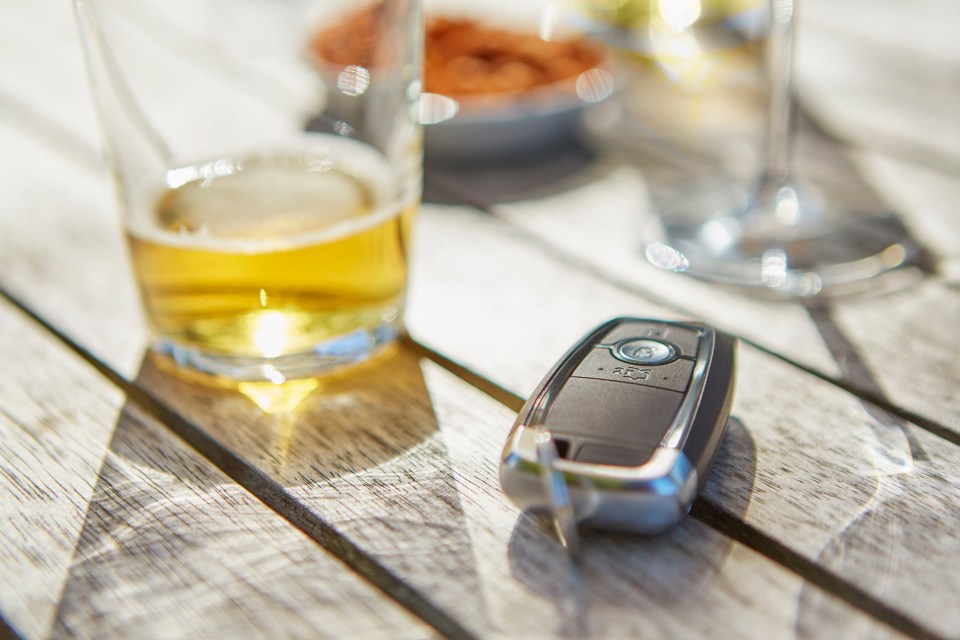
top-left (421, 15), bottom-right (616, 160)
top-left (306, 1), bottom-right (616, 161)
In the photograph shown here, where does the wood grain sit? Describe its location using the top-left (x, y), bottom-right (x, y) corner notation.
top-left (1, 0), bottom-right (955, 637)
top-left (0, 299), bottom-right (432, 639)
top-left (456, 152), bottom-right (960, 433)
top-left (0, 61), bottom-right (907, 640)
top-left (406, 206), bottom-right (960, 639)
top-left (0, 307), bottom-right (122, 639)
top-left (0, 175), bottom-right (924, 639)
top-left (801, 0), bottom-right (960, 169)
top-left (124, 343), bottom-right (905, 640)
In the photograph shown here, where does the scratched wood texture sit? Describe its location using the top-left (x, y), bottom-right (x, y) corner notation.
top-left (1, 0), bottom-right (957, 639)
top-left (0, 298), bottom-right (433, 640)
top-left (0, 102), bottom-right (910, 640)
top-left (424, 0), bottom-right (960, 435)
top-left (0, 122), bottom-right (914, 639)
top-left (411, 1), bottom-right (960, 634)
top-left (0, 108), bottom-right (901, 639)
top-left (405, 206), bottom-right (960, 638)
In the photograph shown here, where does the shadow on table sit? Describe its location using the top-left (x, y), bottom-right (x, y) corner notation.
top-left (123, 345), bottom-right (492, 630)
top-left (792, 306), bottom-right (948, 639)
top-left (424, 138), bottom-right (602, 208)
top-left (505, 417), bottom-right (756, 637)
top-left (50, 395), bottom-right (419, 637)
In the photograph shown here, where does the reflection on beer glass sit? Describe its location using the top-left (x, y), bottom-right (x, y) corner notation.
top-left (75, 0), bottom-right (422, 382)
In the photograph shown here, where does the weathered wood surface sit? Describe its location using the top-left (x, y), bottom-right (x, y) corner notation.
top-left (0, 299), bottom-right (432, 639)
top-left (0, 131), bottom-right (938, 639)
top-left (437, 155), bottom-right (960, 432)
top-left (405, 206), bottom-right (960, 638)
top-left (422, 0), bottom-right (960, 436)
top-left (0, 127), bottom-right (902, 638)
top-left (801, 0), bottom-right (960, 171)
top-left (0, 113), bottom-right (902, 639)
top-left (2, 0), bottom-right (959, 638)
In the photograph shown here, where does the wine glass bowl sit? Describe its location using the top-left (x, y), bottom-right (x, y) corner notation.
top-left (640, 0), bottom-right (923, 298)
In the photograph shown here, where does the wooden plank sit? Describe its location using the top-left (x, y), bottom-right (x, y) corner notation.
top-left (0, 307), bottom-right (121, 639)
top-left (797, 14), bottom-right (960, 171)
top-left (0, 38), bottom-right (909, 640)
top-left (0, 4), bottom-right (103, 167)
top-left (0, 152), bottom-right (923, 638)
top-left (447, 149), bottom-right (960, 427)
top-left (0, 299), bottom-right (432, 639)
top-left (426, 155), bottom-right (842, 376)
top-left (0, 0), bottom-right (147, 383)
top-left (805, 0), bottom-right (960, 63)
top-left (405, 206), bottom-right (960, 639)
top-left (0, 123), bottom-right (147, 379)
top-left (806, 273), bottom-right (960, 431)
top-left (852, 151), bottom-right (960, 276)
top-left (0, 0), bottom-right (943, 637)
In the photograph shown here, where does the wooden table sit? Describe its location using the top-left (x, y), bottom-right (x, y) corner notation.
top-left (2, 1), bottom-right (959, 638)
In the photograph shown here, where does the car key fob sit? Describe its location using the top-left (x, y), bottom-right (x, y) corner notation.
top-left (499, 317), bottom-right (737, 536)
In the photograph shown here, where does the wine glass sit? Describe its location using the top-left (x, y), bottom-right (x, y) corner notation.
top-left (645, 0), bottom-right (920, 297)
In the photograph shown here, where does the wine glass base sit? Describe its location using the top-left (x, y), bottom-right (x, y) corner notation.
top-left (645, 181), bottom-right (925, 298)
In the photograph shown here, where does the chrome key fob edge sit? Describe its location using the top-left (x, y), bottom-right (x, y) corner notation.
top-left (499, 317), bottom-right (737, 534)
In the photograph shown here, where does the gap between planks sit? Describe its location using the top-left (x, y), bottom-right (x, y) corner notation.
top-left (1, 65), bottom-right (948, 449)
top-left (406, 338), bottom-right (950, 640)
top-left (1, 286), bottom-right (950, 640)
top-left (0, 289), bottom-right (477, 640)
top-left (422, 174), bottom-right (959, 453)
top-left (2, 3), bottom-right (951, 636)
top-left (0, 612), bottom-right (22, 640)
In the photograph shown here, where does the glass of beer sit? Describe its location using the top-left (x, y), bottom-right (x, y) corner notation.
top-left (75, 0), bottom-right (423, 381)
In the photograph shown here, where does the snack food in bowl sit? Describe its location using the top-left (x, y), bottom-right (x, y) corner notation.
top-left (307, 3), bottom-right (615, 160)
top-left (421, 17), bottom-right (615, 159)
top-left (425, 17), bottom-right (603, 100)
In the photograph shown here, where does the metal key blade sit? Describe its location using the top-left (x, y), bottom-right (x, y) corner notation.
top-left (534, 428), bottom-right (581, 560)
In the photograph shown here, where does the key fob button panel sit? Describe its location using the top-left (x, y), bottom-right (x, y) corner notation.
top-left (571, 347), bottom-right (695, 393)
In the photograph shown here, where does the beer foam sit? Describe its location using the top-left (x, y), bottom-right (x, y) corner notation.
top-left (129, 135), bottom-right (416, 253)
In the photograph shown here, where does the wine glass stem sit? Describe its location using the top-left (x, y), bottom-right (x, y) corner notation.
top-left (761, 0), bottom-right (797, 189)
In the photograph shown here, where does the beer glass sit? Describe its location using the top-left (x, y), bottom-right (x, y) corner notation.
top-left (75, 0), bottom-right (423, 381)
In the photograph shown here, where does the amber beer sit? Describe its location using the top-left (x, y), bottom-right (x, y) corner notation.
top-left (126, 137), bottom-right (416, 374)
top-left (77, 0), bottom-right (422, 380)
